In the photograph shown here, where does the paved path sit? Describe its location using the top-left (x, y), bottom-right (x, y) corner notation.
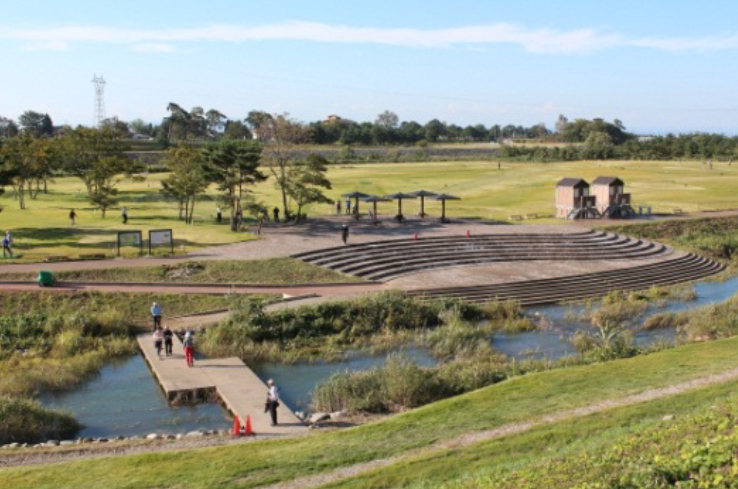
top-left (137, 333), bottom-right (306, 437)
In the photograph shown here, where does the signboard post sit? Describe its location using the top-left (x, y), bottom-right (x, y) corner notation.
top-left (149, 229), bottom-right (174, 256)
top-left (117, 231), bottom-right (143, 257)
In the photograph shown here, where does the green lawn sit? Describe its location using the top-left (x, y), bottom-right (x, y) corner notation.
top-left (1, 159), bottom-right (737, 261)
top-left (4, 336), bottom-right (738, 489)
top-left (0, 258), bottom-right (361, 284)
top-left (324, 379), bottom-right (738, 489)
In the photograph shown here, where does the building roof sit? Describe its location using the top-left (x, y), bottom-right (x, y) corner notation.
top-left (592, 176), bottom-right (624, 186)
top-left (556, 178), bottom-right (589, 188)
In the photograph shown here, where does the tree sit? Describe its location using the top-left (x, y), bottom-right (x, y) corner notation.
top-left (375, 110), bottom-right (399, 129)
top-left (0, 117), bottom-right (19, 138)
top-left (101, 117), bottom-right (131, 138)
top-left (205, 110), bottom-right (227, 137)
top-left (285, 154), bottom-right (333, 221)
top-left (424, 119), bottom-right (445, 142)
top-left (60, 127), bottom-right (132, 217)
top-left (223, 120), bottom-right (252, 140)
top-left (166, 103), bottom-right (190, 141)
top-left (19, 111), bottom-right (53, 137)
top-left (202, 140), bottom-right (265, 231)
top-left (245, 110), bottom-right (272, 139)
top-left (257, 113), bottom-right (308, 218)
top-left (161, 145), bottom-right (208, 223)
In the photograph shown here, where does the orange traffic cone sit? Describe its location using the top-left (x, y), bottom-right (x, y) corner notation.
top-left (232, 415), bottom-right (241, 436)
top-left (244, 415), bottom-right (254, 436)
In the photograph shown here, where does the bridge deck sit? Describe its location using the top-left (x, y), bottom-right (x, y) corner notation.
top-left (137, 333), bottom-right (306, 437)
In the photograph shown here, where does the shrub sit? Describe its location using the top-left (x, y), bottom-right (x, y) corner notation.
top-left (0, 396), bottom-right (81, 444)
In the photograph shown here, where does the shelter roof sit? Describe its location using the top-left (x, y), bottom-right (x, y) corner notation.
top-left (556, 178), bottom-right (589, 188)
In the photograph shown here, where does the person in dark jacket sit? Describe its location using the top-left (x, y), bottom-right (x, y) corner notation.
top-left (341, 224), bottom-right (349, 245)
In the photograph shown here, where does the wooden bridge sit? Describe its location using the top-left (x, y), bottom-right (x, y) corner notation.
top-left (137, 333), bottom-right (306, 437)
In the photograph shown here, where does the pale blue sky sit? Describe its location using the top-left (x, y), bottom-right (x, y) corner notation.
top-left (2, 0), bottom-right (738, 133)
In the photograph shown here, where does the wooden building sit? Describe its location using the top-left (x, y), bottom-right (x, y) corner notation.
top-left (555, 178), bottom-right (600, 219)
top-left (591, 176), bottom-right (635, 218)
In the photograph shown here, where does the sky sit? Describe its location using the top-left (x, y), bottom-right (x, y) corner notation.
top-left (2, 0), bottom-right (738, 134)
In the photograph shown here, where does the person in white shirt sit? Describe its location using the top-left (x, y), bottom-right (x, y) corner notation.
top-left (265, 379), bottom-right (280, 426)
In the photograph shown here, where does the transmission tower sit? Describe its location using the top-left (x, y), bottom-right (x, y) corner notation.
top-left (92, 74), bottom-right (106, 127)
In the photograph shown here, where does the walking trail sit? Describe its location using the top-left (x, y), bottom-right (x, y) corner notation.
top-left (262, 366), bottom-right (738, 489)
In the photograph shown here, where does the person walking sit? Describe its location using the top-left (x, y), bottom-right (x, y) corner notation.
top-left (69, 209), bottom-right (77, 226)
top-left (345, 198), bottom-right (351, 215)
top-left (2, 232), bottom-right (12, 258)
top-left (273, 207), bottom-right (280, 223)
top-left (216, 206), bottom-right (222, 224)
top-left (163, 325), bottom-right (173, 357)
top-left (335, 200), bottom-right (341, 215)
top-left (341, 224), bottom-right (349, 245)
top-left (265, 379), bottom-right (280, 426)
top-left (153, 327), bottom-right (164, 359)
top-left (183, 331), bottom-right (195, 367)
top-left (121, 206), bottom-right (129, 224)
top-left (151, 302), bottom-right (162, 330)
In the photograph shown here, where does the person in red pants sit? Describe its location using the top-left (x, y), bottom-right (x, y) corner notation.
top-left (183, 331), bottom-right (195, 367)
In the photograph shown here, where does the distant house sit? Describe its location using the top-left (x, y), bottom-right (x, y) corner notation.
top-left (325, 115), bottom-right (342, 124)
top-left (555, 178), bottom-right (592, 218)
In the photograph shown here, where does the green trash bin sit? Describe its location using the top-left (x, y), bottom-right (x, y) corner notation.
top-left (37, 270), bottom-right (56, 287)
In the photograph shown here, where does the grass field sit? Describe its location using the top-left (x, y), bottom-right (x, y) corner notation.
top-left (1, 159), bottom-right (737, 261)
top-left (0, 258), bottom-right (360, 284)
top-left (4, 336), bottom-right (738, 489)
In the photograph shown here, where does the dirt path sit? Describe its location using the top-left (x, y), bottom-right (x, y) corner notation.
top-left (262, 366), bottom-right (738, 489)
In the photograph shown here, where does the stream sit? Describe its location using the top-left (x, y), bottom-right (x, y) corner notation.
top-left (39, 275), bottom-right (738, 438)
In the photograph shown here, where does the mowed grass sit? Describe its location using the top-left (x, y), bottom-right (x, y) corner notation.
top-left (0, 173), bottom-right (252, 262)
top-left (324, 379), bottom-right (738, 489)
top-left (252, 158), bottom-right (738, 222)
top-left (0, 258), bottom-right (361, 284)
top-left (4, 336), bottom-right (738, 489)
top-left (1, 159), bottom-right (737, 261)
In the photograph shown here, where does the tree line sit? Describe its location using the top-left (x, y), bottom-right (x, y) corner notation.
top-left (0, 121), bottom-right (332, 229)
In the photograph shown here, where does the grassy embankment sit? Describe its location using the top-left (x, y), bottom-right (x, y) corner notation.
top-left (0, 291), bottom-right (243, 444)
top-left (0, 258), bottom-right (360, 284)
top-left (606, 215), bottom-right (738, 266)
top-left (2, 159), bottom-right (738, 261)
top-left (4, 336), bottom-right (738, 489)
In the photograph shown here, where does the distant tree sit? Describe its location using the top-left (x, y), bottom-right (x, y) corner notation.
top-left (60, 127), bottom-right (133, 217)
top-left (0, 117), bottom-right (19, 138)
top-left (555, 114), bottom-right (569, 134)
top-left (161, 145), bottom-right (208, 223)
top-left (285, 154), bottom-right (333, 221)
top-left (245, 110), bottom-right (272, 140)
top-left (205, 110), bottom-right (227, 137)
top-left (0, 135), bottom-right (58, 208)
top-left (101, 117), bottom-right (131, 138)
top-left (257, 113), bottom-right (309, 218)
top-left (223, 120), bottom-right (252, 140)
top-left (375, 110), bottom-right (399, 129)
top-left (424, 119), bottom-right (445, 142)
top-left (19, 111), bottom-right (52, 137)
top-left (129, 118), bottom-right (156, 137)
top-left (166, 103), bottom-right (190, 141)
top-left (202, 140), bottom-right (266, 231)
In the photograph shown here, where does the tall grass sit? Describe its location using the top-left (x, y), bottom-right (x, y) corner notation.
top-left (0, 397), bottom-right (80, 444)
top-left (0, 294), bottom-right (143, 443)
top-left (199, 292), bottom-right (491, 362)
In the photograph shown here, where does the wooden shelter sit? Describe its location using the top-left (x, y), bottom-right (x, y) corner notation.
top-left (592, 176), bottom-right (635, 218)
top-left (555, 178), bottom-right (600, 219)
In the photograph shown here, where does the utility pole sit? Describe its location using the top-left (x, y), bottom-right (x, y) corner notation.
top-left (92, 74), bottom-right (106, 127)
